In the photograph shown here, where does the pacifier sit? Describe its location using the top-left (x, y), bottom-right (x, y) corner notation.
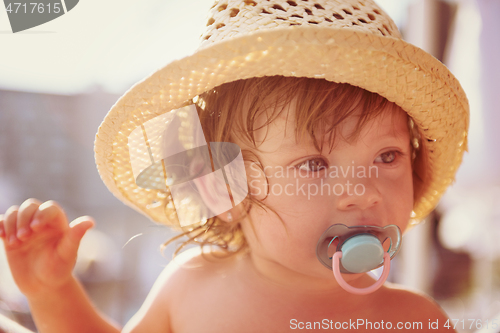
top-left (316, 224), bottom-right (402, 295)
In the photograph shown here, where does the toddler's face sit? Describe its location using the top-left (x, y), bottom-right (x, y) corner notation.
top-left (236, 97), bottom-right (414, 281)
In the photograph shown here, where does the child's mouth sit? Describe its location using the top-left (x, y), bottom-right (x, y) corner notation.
top-left (316, 224), bottom-right (402, 272)
top-left (316, 224), bottom-right (403, 295)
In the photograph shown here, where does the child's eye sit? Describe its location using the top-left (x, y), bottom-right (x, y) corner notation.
top-left (295, 157), bottom-right (328, 173)
top-left (374, 150), bottom-right (403, 164)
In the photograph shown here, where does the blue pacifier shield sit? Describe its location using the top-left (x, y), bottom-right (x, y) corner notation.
top-left (316, 224), bottom-right (402, 273)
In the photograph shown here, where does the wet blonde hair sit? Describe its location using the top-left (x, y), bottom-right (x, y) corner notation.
top-left (162, 76), bottom-right (427, 256)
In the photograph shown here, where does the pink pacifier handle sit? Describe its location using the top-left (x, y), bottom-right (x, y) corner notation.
top-left (332, 252), bottom-right (391, 295)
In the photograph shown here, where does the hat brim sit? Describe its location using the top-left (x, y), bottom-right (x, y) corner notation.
top-left (95, 26), bottom-right (469, 225)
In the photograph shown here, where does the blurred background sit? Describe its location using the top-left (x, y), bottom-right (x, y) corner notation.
top-left (0, 0), bottom-right (499, 332)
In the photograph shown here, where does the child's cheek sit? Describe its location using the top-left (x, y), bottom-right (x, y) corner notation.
top-left (245, 173), bottom-right (325, 245)
top-left (379, 165), bottom-right (414, 225)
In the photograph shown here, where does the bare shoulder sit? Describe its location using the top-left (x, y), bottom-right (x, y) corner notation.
top-left (122, 247), bottom-right (240, 333)
top-left (163, 246), bottom-right (244, 283)
top-left (380, 283), bottom-right (452, 323)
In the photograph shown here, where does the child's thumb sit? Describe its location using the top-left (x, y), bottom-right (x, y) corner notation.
top-left (57, 216), bottom-right (94, 263)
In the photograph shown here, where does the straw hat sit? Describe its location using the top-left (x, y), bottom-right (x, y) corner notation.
top-left (94, 0), bottom-right (469, 226)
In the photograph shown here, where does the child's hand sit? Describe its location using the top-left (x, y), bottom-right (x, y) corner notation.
top-left (0, 199), bottom-right (94, 297)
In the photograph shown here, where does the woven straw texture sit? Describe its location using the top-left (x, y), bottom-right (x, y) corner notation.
top-left (94, 0), bottom-right (469, 226)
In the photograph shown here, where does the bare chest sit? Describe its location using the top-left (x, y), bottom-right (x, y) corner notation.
top-left (168, 277), bottom-right (395, 333)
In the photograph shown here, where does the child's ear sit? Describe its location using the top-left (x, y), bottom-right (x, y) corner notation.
top-left (190, 161), bottom-right (247, 224)
top-left (191, 170), bottom-right (233, 222)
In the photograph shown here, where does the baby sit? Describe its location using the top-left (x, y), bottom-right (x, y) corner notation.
top-left (0, 0), bottom-right (469, 332)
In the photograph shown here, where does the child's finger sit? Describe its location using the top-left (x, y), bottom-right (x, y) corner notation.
top-left (16, 198), bottom-right (42, 240)
top-left (3, 205), bottom-right (20, 246)
top-left (57, 216), bottom-right (95, 263)
top-left (30, 200), bottom-right (68, 232)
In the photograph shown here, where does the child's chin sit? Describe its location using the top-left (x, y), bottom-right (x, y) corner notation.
top-left (302, 265), bottom-right (339, 281)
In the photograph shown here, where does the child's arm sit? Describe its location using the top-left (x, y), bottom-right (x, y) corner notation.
top-left (0, 199), bottom-right (121, 333)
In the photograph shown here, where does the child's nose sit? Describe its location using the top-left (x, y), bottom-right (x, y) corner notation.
top-left (336, 178), bottom-right (382, 211)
